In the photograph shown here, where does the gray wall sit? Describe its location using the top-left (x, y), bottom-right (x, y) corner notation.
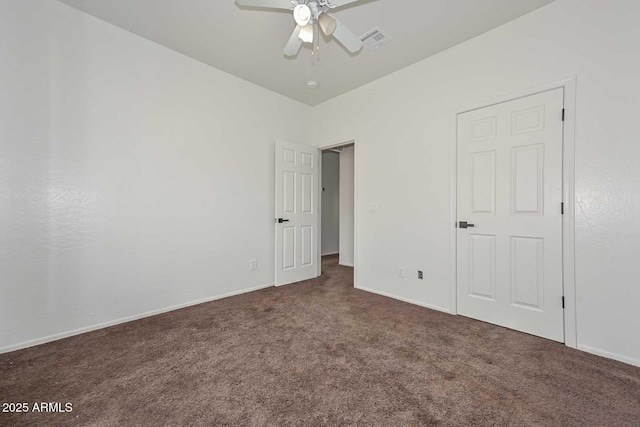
top-left (321, 152), bottom-right (340, 255)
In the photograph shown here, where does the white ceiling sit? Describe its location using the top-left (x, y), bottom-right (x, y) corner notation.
top-left (57, 0), bottom-right (556, 106)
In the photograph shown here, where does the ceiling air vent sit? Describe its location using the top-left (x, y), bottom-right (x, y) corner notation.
top-left (360, 26), bottom-right (392, 50)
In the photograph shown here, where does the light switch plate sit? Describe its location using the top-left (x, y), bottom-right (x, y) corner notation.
top-left (369, 203), bottom-right (378, 213)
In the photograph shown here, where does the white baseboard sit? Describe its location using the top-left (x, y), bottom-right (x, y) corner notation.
top-left (10, 282), bottom-right (638, 371)
top-left (355, 285), bottom-right (451, 314)
top-left (577, 344), bottom-right (640, 368)
top-left (321, 251), bottom-right (339, 256)
top-left (339, 262), bottom-right (354, 267)
top-left (0, 283), bottom-right (275, 355)
top-left (354, 286), bottom-right (640, 367)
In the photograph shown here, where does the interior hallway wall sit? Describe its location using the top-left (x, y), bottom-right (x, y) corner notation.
top-left (321, 152), bottom-right (340, 256)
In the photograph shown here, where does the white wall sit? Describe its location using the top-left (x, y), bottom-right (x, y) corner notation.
top-left (0, 0), bottom-right (310, 352)
top-left (321, 152), bottom-right (340, 255)
top-left (312, 0), bottom-right (640, 366)
top-left (339, 147), bottom-right (355, 267)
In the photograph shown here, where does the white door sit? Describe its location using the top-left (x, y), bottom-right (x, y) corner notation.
top-left (457, 88), bottom-right (564, 342)
top-left (275, 140), bottom-right (319, 286)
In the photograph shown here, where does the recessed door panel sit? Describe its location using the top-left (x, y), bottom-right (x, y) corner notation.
top-left (470, 116), bottom-right (497, 142)
top-left (512, 105), bottom-right (545, 135)
top-left (510, 236), bottom-right (544, 311)
top-left (301, 152), bottom-right (313, 167)
top-left (469, 234), bottom-right (496, 301)
top-left (301, 226), bottom-right (313, 267)
top-left (282, 226), bottom-right (296, 270)
top-left (283, 148), bottom-right (296, 164)
top-left (470, 151), bottom-right (496, 215)
top-left (511, 144), bottom-right (544, 215)
top-left (283, 171), bottom-right (296, 214)
top-left (301, 173), bottom-right (313, 214)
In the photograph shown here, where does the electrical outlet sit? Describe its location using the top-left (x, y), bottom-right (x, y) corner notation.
top-left (369, 203), bottom-right (378, 213)
top-left (398, 267), bottom-right (405, 278)
top-left (250, 259), bottom-right (257, 270)
top-left (418, 270), bottom-right (423, 280)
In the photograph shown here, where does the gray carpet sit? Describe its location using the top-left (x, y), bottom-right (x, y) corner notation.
top-left (1, 255), bottom-right (639, 426)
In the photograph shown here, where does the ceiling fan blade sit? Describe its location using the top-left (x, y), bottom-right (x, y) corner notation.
top-left (284, 26), bottom-right (303, 57)
top-left (331, 16), bottom-right (363, 53)
top-left (328, 0), bottom-right (362, 8)
top-left (235, 0), bottom-right (294, 10)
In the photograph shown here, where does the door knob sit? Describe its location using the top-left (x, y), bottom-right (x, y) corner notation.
top-left (459, 221), bottom-right (475, 229)
top-left (277, 218), bottom-right (290, 223)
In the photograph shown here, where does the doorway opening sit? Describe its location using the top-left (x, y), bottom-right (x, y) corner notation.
top-left (320, 142), bottom-right (355, 275)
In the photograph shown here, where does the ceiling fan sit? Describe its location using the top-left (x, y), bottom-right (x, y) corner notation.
top-left (236, 0), bottom-right (365, 57)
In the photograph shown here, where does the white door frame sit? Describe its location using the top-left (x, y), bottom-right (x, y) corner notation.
top-left (317, 139), bottom-right (358, 286)
top-left (449, 76), bottom-right (577, 348)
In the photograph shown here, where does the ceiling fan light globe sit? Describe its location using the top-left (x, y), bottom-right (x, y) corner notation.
top-left (298, 23), bottom-right (314, 44)
top-left (293, 4), bottom-right (312, 27)
top-left (318, 13), bottom-right (336, 36)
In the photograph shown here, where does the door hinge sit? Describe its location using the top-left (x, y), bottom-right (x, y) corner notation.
top-left (562, 297), bottom-right (565, 309)
top-left (562, 108), bottom-right (565, 122)
top-left (561, 202), bottom-right (564, 215)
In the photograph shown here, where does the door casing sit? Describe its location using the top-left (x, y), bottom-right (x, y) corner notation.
top-left (449, 76), bottom-right (577, 348)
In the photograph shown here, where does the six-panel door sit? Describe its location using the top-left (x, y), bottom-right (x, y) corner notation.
top-left (457, 88), bottom-right (565, 342)
top-left (275, 140), bottom-right (319, 286)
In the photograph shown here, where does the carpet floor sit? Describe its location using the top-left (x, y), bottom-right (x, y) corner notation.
top-left (1, 256), bottom-right (639, 426)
